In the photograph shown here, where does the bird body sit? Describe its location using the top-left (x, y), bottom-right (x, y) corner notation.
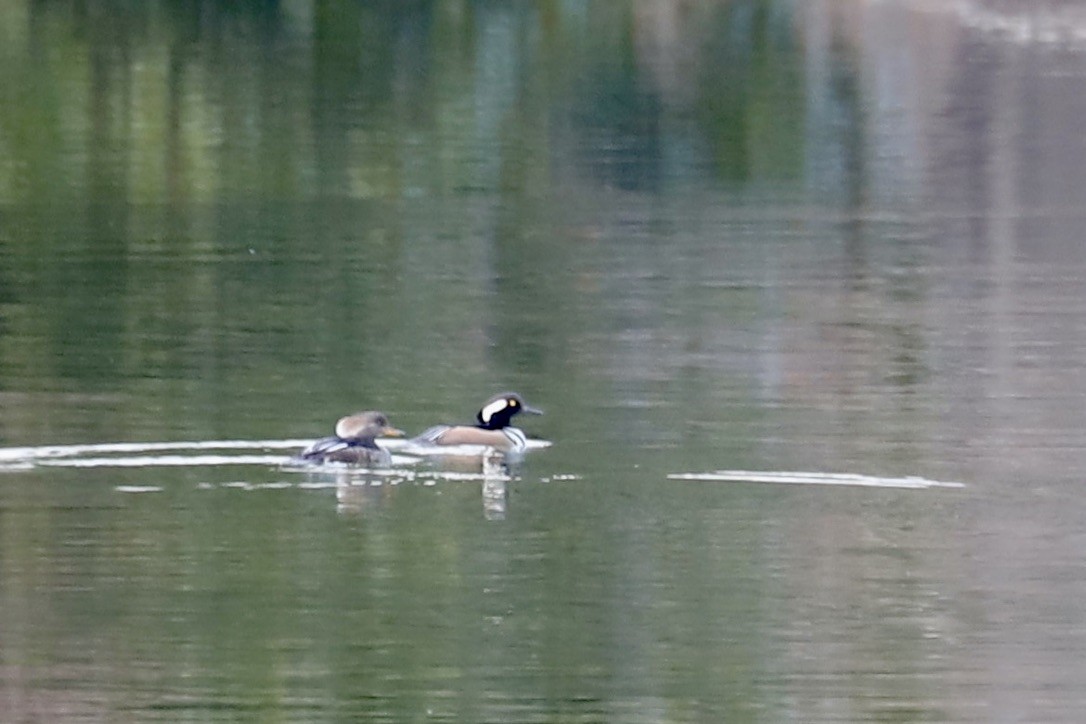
top-left (297, 411), bottom-right (404, 465)
top-left (410, 393), bottom-right (541, 453)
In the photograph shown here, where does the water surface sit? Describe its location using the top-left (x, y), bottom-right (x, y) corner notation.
top-left (3, 1), bottom-right (1086, 721)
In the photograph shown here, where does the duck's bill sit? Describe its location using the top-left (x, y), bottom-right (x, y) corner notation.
top-left (523, 405), bottom-right (543, 416)
top-left (382, 427), bottom-right (406, 437)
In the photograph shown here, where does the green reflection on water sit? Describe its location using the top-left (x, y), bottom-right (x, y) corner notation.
top-left (0, 1), bottom-right (969, 721)
top-left (0, 0), bottom-right (809, 446)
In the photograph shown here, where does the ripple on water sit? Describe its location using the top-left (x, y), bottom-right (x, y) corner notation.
top-left (668, 470), bottom-right (966, 490)
top-left (0, 441), bottom-right (568, 500)
top-left (0, 439), bottom-right (550, 472)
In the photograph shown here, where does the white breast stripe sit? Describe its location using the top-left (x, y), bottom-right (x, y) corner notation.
top-left (479, 399), bottom-right (507, 424)
top-left (502, 427), bottom-right (527, 451)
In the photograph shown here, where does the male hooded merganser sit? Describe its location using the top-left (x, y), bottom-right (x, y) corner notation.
top-left (411, 392), bottom-right (543, 453)
top-left (297, 411), bottom-right (404, 465)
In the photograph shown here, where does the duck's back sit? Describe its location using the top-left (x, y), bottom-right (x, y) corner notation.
top-left (413, 424), bottom-right (526, 452)
top-left (298, 437), bottom-right (391, 465)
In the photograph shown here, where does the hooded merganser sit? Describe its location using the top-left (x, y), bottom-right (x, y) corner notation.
top-left (411, 392), bottom-right (543, 453)
top-left (297, 411), bottom-right (405, 466)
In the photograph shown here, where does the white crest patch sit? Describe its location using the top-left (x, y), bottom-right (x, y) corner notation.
top-left (479, 398), bottom-right (508, 424)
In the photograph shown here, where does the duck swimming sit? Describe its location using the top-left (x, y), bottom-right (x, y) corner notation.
top-left (297, 411), bottom-right (404, 466)
top-left (410, 392), bottom-right (543, 453)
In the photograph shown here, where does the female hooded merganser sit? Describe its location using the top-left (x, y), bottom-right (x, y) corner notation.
top-left (411, 392), bottom-right (543, 453)
top-left (297, 411), bottom-right (404, 466)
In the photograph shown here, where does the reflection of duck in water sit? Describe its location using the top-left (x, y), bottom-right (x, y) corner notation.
top-left (335, 473), bottom-right (396, 516)
top-left (297, 412), bottom-right (404, 466)
top-left (481, 455), bottom-right (510, 521)
top-left (410, 392), bottom-right (543, 454)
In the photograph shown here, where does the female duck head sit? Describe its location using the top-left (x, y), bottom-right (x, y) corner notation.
top-left (335, 412), bottom-right (405, 441)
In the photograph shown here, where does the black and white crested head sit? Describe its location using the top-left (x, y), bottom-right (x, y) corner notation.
top-left (475, 392), bottom-right (543, 430)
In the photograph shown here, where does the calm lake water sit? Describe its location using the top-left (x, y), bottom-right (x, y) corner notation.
top-left (4, 0), bottom-right (1086, 720)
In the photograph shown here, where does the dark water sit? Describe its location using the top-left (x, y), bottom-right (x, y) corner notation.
top-left (3, 1), bottom-right (1086, 720)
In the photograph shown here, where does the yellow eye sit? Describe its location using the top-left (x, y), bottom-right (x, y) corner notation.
top-left (509, 399), bottom-right (518, 406)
